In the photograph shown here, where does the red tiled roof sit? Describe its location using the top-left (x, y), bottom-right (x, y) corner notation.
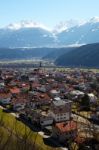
top-left (34, 92), bottom-right (51, 101)
top-left (10, 87), bottom-right (20, 94)
top-left (55, 121), bottom-right (77, 133)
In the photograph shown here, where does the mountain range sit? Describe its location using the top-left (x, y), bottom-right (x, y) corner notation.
top-left (0, 17), bottom-right (99, 47)
top-left (0, 18), bottom-right (99, 68)
top-left (57, 17), bottom-right (99, 46)
top-left (43, 47), bottom-right (76, 60)
top-left (0, 47), bottom-right (55, 60)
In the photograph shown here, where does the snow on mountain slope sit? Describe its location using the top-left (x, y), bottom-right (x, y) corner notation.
top-left (5, 21), bottom-right (51, 31)
top-left (0, 17), bottom-right (99, 47)
top-left (57, 17), bottom-right (99, 46)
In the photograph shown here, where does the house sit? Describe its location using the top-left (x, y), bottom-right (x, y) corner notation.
top-left (21, 83), bottom-right (30, 92)
top-left (11, 94), bottom-right (28, 111)
top-left (10, 87), bottom-right (20, 95)
top-left (0, 93), bottom-right (11, 105)
top-left (29, 77), bottom-right (37, 82)
top-left (29, 92), bottom-right (51, 107)
top-left (0, 97), bottom-right (11, 105)
top-left (13, 103), bottom-right (26, 111)
top-left (52, 121), bottom-right (77, 143)
top-left (37, 85), bottom-right (47, 93)
top-left (31, 83), bottom-right (41, 91)
top-left (40, 111), bottom-right (53, 128)
top-left (88, 93), bottom-right (97, 104)
top-left (20, 74), bottom-right (29, 81)
top-left (50, 89), bottom-right (60, 98)
top-left (50, 99), bottom-right (72, 122)
top-left (70, 90), bottom-right (84, 97)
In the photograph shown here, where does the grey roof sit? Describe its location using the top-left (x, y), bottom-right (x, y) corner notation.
top-left (52, 99), bottom-right (71, 106)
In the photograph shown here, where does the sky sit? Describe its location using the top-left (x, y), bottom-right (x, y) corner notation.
top-left (0, 0), bottom-right (99, 28)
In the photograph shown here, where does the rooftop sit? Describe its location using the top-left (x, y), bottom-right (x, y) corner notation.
top-left (52, 99), bottom-right (72, 106)
top-left (55, 120), bottom-right (77, 133)
top-left (10, 87), bottom-right (20, 94)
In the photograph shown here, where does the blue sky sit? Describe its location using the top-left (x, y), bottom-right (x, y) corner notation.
top-left (0, 0), bottom-right (99, 28)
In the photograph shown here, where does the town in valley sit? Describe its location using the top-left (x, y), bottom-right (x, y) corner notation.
top-left (0, 66), bottom-right (99, 149)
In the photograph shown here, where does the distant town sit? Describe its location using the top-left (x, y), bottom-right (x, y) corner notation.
top-left (0, 59), bottom-right (55, 68)
top-left (0, 66), bottom-right (99, 150)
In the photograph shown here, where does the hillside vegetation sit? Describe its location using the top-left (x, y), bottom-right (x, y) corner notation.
top-left (55, 43), bottom-right (99, 68)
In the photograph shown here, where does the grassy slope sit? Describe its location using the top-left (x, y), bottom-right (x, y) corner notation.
top-left (0, 109), bottom-right (59, 150)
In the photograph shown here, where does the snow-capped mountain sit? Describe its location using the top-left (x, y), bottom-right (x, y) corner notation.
top-left (0, 21), bottom-right (56, 47)
top-left (0, 17), bottom-right (99, 47)
top-left (6, 21), bottom-right (51, 31)
top-left (88, 16), bottom-right (99, 24)
top-left (57, 17), bottom-right (99, 46)
top-left (53, 19), bottom-right (80, 33)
